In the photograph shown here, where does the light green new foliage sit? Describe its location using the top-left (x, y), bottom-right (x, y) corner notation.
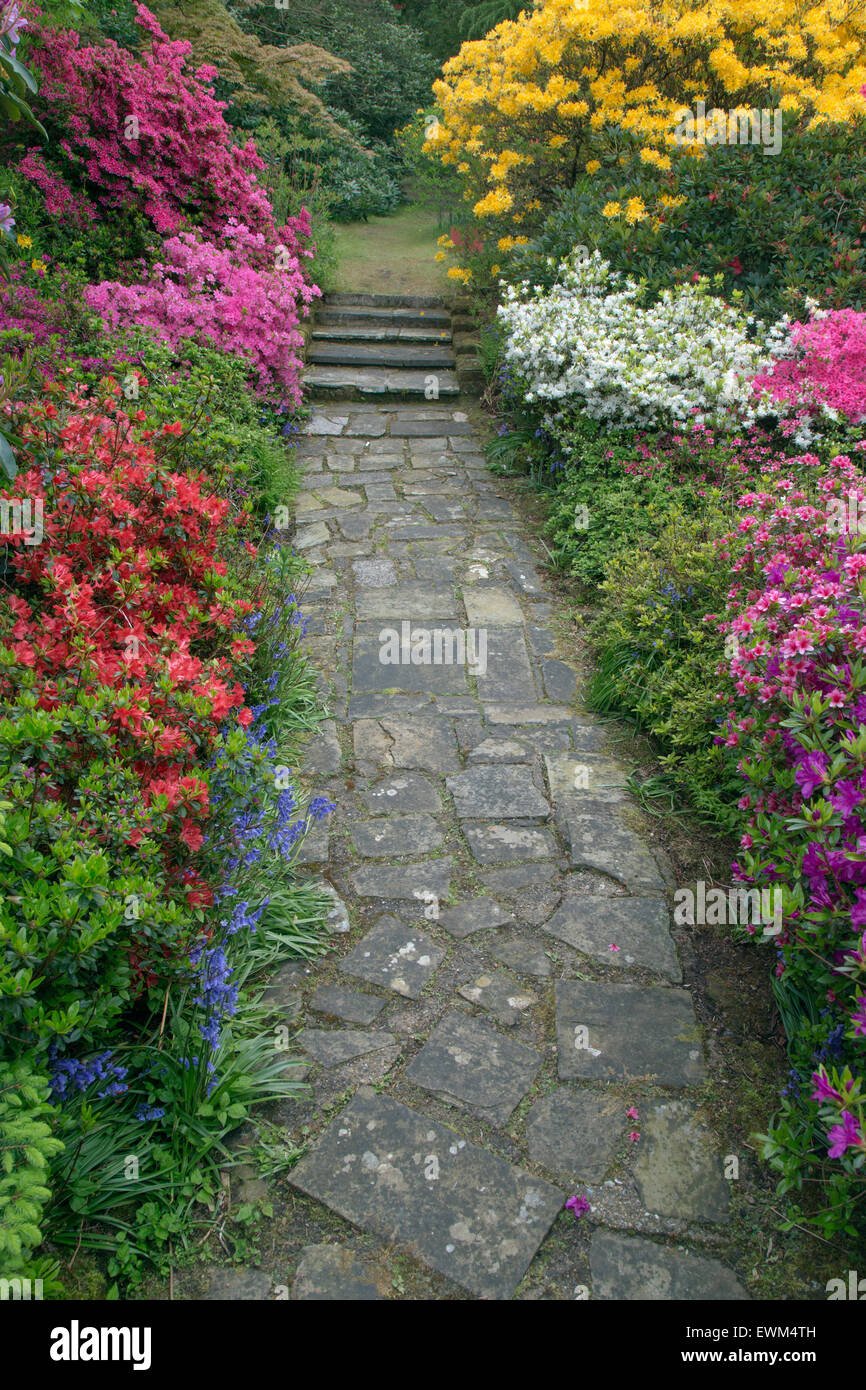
top-left (0, 1060), bottom-right (64, 1274)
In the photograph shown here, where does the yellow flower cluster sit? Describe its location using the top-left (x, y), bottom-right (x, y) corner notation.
top-left (426, 0), bottom-right (866, 235)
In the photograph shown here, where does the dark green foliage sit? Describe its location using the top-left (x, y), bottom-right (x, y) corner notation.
top-left (515, 119), bottom-right (866, 319)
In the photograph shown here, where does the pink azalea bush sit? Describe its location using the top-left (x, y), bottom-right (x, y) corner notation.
top-left (749, 309), bottom-right (866, 445)
top-left (85, 222), bottom-right (319, 404)
top-left (711, 448), bottom-right (866, 1224)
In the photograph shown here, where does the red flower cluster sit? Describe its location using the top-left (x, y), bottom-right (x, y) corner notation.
top-left (0, 382), bottom-right (256, 910)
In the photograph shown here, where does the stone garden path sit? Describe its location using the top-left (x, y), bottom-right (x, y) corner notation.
top-left (266, 292), bottom-right (749, 1301)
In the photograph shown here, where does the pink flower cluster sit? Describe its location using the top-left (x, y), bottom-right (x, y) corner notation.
top-left (751, 309), bottom-right (866, 428)
top-left (711, 446), bottom-right (866, 1164)
top-left (84, 224), bottom-right (319, 404)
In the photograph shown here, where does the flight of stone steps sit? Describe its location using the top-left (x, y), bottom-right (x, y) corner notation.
top-left (303, 291), bottom-right (483, 402)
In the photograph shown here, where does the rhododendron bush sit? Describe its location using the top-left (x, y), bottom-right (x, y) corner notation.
top-left (425, 0), bottom-right (866, 281)
top-left (713, 453), bottom-right (866, 1227)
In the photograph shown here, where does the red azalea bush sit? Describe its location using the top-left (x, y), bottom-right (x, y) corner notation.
top-left (0, 380), bottom-right (256, 1051)
top-left (712, 447), bottom-right (866, 1228)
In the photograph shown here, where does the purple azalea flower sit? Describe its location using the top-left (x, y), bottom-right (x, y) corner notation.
top-left (565, 1194), bottom-right (591, 1219)
top-left (811, 1069), bottom-right (843, 1104)
top-left (830, 780), bottom-right (863, 818)
top-left (794, 750), bottom-right (829, 798)
top-left (827, 1110), bottom-right (863, 1159)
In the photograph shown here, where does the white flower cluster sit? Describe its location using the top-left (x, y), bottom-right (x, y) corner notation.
top-left (498, 250), bottom-right (769, 433)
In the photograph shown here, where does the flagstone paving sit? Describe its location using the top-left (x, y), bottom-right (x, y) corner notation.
top-left (242, 292), bottom-right (751, 1301)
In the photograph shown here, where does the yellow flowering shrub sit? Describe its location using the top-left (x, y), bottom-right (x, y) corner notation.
top-left (426, 0), bottom-right (866, 240)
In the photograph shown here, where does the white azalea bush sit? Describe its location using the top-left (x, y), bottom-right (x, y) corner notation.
top-left (498, 251), bottom-right (769, 433)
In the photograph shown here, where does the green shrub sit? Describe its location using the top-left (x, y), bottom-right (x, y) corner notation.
top-left (0, 1060), bottom-right (64, 1279)
top-left (589, 510), bottom-right (742, 827)
top-left (516, 118), bottom-right (866, 320)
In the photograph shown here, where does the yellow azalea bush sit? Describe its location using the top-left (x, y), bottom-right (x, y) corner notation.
top-left (425, 0), bottom-right (866, 261)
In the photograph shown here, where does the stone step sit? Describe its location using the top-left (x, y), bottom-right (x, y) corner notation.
top-left (324, 291), bottom-right (445, 309)
top-left (316, 306), bottom-right (451, 329)
top-left (303, 364), bottom-right (461, 401)
top-left (307, 341), bottom-right (456, 370)
top-left (311, 325), bottom-right (453, 345)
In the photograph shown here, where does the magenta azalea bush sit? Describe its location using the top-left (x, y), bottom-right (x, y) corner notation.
top-left (713, 448), bottom-right (866, 1230)
top-left (85, 221), bottom-right (319, 404)
top-left (25, 4), bottom-right (276, 240)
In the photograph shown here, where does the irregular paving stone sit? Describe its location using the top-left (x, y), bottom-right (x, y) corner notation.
top-left (260, 960), bottom-right (303, 1017)
top-left (406, 1011), bottom-right (542, 1127)
top-left (504, 559), bottom-right (544, 595)
top-left (297, 1029), bottom-right (397, 1066)
top-left (558, 812), bottom-right (666, 893)
top-left (346, 415), bottom-right (388, 437)
top-left (291, 1244), bottom-right (384, 1300)
top-left (489, 936), bottom-right (553, 977)
top-left (301, 719), bottom-right (341, 775)
top-left (339, 915), bottom-right (445, 997)
top-left (544, 750), bottom-right (628, 806)
top-left (458, 968), bottom-right (536, 1026)
top-left (527, 1088), bottom-right (626, 1184)
top-left (485, 703), bottom-right (574, 724)
top-left (352, 626), bottom-right (469, 695)
top-left (527, 625), bottom-right (556, 655)
top-left (314, 487), bottom-right (364, 509)
top-left (203, 1267), bottom-right (274, 1300)
top-left (446, 765), bottom-right (549, 820)
top-left (295, 522), bottom-right (330, 551)
top-left (463, 822), bottom-right (559, 864)
top-left (634, 1100), bottom-right (730, 1223)
top-left (554, 980), bottom-right (705, 1087)
top-left (289, 1089), bottom-right (563, 1300)
top-left (308, 414), bottom-right (349, 436)
top-left (321, 884), bottom-right (352, 935)
top-left (542, 896), bottom-right (681, 981)
top-left (309, 984), bottom-right (386, 1025)
top-left (338, 514), bottom-right (375, 541)
top-left (475, 629), bottom-right (537, 703)
top-left (354, 584), bottom-right (457, 620)
top-left (352, 557), bottom-right (396, 587)
top-left (438, 896), bottom-right (513, 939)
top-left (362, 772), bottom-right (442, 814)
top-left (480, 864), bottom-right (561, 895)
top-left (590, 1232), bottom-right (748, 1301)
top-left (541, 659), bottom-right (578, 703)
top-left (382, 717), bottom-right (461, 774)
top-left (391, 420), bottom-right (473, 436)
top-left (294, 816), bottom-right (329, 865)
top-left (467, 736), bottom-right (532, 764)
top-left (462, 586), bottom-right (524, 627)
top-left (349, 814), bottom-right (444, 858)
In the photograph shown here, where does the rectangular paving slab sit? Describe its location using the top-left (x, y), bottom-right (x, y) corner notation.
top-left (446, 765), bottom-right (550, 820)
top-left (554, 980), bottom-right (705, 1087)
top-left (406, 1010), bottom-right (542, 1126)
top-left (289, 1089), bottom-right (563, 1300)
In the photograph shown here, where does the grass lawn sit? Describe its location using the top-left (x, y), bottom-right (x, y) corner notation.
top-left (329, 200), bottom-right (453, 296)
